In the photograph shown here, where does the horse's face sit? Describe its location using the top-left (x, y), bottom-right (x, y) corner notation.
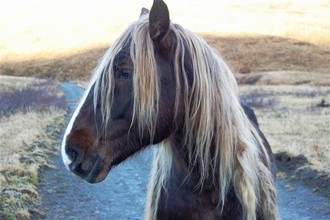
top-left (61, 0), bottom-right (175, 183)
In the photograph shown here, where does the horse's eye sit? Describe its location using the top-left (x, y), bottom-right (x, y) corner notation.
top-left (118, 68), bottom-right (132, 80)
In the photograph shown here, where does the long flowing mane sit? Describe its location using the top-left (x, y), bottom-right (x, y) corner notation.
top-left (92, 15), bottom-right (278, 220)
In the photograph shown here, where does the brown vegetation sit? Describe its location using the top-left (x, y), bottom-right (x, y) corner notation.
top-left (1, 35), bottom-right (329, 83)
top-left (0, 76), bottom-right (66, 219)
top-left (206, 35), bottom-right (330, 76)
top-left (1, 0), bottom-right (329, 82)
top-left (240, 85), bottom-right (330, 197)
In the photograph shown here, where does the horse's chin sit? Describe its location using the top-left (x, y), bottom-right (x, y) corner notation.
top-left (84, 159), bottom-right (111, 184)
top-left (86, 172), bottom-right (109, 184)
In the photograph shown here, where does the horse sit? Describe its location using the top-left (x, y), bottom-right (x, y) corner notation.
top-left (61, 0), bottom-right (279, 219)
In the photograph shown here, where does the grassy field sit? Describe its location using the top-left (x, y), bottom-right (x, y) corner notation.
top-left (240, 85), bottom-right (330, 171)
top-left (0, 0), bottom-right (329, 219)
top-left (240, 84), bottom-right (330, 198)
top-left (0, 0), bottom-right (329, 61)
top-left (0, 76), bottom-right (66, 219)
top-left (1, 35), bottom-right (329, 82)
top-left (0, 0), bottom-right (329, 81)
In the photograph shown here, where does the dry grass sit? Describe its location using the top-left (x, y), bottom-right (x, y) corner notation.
top-left (236, 71), bottom-right (330, 87)
top-left (239, 85), bottom-right (330, 172)
top-left (0, 77), bottom-right (66, 219)
top-left (205, 35), bottom-right (330, 76)
top-left (0, 0), bottom-right (328, 63)
top-left (0, 0), bottom-right (329, 82)
top-left (0, 76), bottom-right (42, 92)
top-left (0, 47), bottom-right (106, 81)
top-left (1, 0), bottom-right (329, 82)
top-left (0, 111), bottom-right (64, 219)
top-left (1, 35), bottom-right (329, 83)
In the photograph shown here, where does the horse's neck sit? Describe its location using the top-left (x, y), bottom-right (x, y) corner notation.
top-left (169, 134), bottom-right (217, 191)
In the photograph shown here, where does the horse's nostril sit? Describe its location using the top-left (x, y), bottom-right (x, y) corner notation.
top-left (67, 148), bottom-right (77, 161)
top-left (66, 145), bottom-right (84, 171)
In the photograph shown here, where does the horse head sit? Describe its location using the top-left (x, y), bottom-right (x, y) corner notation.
top-left (61, 0), bottom-right (177, 184)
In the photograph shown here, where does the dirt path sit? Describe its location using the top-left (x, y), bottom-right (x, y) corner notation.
top-left (39, 146), bottom-right (152, 220)
top-left (38, 82), bottom-right (330, 220)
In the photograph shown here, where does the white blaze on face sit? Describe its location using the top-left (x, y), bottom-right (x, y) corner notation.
top-left (61, 83), bottom-right (95, 170)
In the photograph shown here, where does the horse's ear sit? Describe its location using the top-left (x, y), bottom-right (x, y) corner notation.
top-left (140, 7), bottom-right (149, 17)
top-left (149, 0), bottom-right (170, 43)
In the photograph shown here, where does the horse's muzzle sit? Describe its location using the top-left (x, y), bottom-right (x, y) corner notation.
top-left (66, 145), bottom-right (104, 183)
top-left (67, 145), bottom-right (84, 172)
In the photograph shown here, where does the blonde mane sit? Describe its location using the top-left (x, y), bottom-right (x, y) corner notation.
top-left (92, 15), bottom-right (279, 220)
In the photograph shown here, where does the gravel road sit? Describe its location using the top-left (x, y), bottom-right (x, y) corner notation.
top-left (38, 82), bottom-right (330, 220)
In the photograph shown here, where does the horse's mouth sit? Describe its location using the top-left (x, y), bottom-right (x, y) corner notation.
top-left (85, 161), bottom-right (101, 183)
top-left (84, 158), bottom-right (109, 183)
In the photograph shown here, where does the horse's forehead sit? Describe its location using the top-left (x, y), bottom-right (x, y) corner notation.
top-left (114, 50), bottom-right (130, 64)
top-left (114, 52), bottom-right (134, 73)
top-left (114, 39), bottom-right (132, 64)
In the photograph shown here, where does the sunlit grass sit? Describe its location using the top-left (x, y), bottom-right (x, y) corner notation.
top-left (0, 77), bottom-right (66, 219)
top-left (0, 0), bottom-right (328, 63)
top-left (239, 85), bottom-right (330, 172)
